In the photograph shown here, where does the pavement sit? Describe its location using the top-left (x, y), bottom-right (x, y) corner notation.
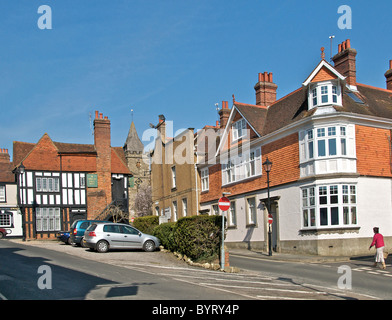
top-left (227, 248), bottom-right (355, 264)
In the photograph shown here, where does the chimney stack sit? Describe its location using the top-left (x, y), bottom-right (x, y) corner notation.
top-left (0, 148), bottom-right (10, 163)
top-left (157, 114), bottom-right (166, 142)
top-left (332, 39), bottom-right (357, 86)
top-left (218, 101), bottom-right (230, 128)
top-left (254, 72), bottom-right (278, 106)
top-left (384, 60), bottom-right (392, 91)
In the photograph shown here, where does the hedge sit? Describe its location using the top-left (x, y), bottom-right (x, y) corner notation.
top-left (133, 215), bottom-right (159, 235)
top-left (153, 215), bottom-right (224, 263)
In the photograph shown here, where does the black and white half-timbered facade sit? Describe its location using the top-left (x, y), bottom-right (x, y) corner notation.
top-left (12, 111), bottom-right (132, 240)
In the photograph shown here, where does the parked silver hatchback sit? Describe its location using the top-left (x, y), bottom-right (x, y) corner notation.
top-left (83, 222), bottom-right (160, 253)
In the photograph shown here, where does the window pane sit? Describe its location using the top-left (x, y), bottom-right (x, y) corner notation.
top-left (341, 138), bottom-right (347, 155)
top-left (310, 208), bottom-right (316, 226)
top-left (331, 207), bottom-right (339, 225)
top-left (303, 209), bottom-right (309, 227)
top-left (319, 186), bottom-right (327, 204)
top-left (328, 127), bottom-right (336, 136)
top-left (317, 128), bottom-right (325, 137)
top-left (318, 140), bottom-right (326, 157)
top-left (308, 141), bottom-right (314, 159)
top-left (328, 139), bottom-right (337, 156)
top-left (320, 208), bottom-right (328, 225)
top-left (351, 207), bottom-right (357, 224)
top-left (330, 185), bottom-right (338, 204)
top-left (343, 207), bottom-right (349, 224)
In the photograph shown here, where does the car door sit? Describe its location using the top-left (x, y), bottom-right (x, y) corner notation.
top-left (121, 225), bottom-right (143, 249)
top-left (102, 224), bottom-right (124, 248)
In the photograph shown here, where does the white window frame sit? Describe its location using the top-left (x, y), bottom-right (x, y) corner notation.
top-left (36, 177), bottom-right (60, 192)
top-left (228, 201), bottom-right (237, 227)
top-left (171, 166), bottom-right (176, 189)
top-left (301, 183), bottom-right (357, 229)
top-left (309, 81), bottom-right (342, 109)
top-left (182, 198), bottom-right (188, 217)
top-left (222, 147), bottom-right (262, 185)
top-left (246, 197), bottom-right (257, 226)
top-left (172, 201), bottom-right (178, 222)
top-left (0, 185), bottom-right (5, 202)
top-left (232, 119), bottom-right (247, 141)
top-left (200, 168), bottom-right (209, 191)
top-left (300, 125), bottom-right (351, 162)
top-left (36, 207), bottom-right (61, 231)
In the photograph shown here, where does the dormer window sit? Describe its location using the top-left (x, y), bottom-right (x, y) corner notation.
top-left (309, 81), bottom-right (342, 109)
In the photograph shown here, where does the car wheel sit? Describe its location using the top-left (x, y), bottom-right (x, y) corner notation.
top-left (80, 237), bottom-right (86, 248)
top-left (0, 232), bottom-right (4, 239)
top-left (96, 240), bottom-right (109, 253)
top-left (67, 237), bottom-right (72, 245)
top-left (143, 240), bottom-right (156, 252)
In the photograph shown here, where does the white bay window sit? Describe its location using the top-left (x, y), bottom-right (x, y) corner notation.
top-left (302, 184), bottom-right (357, 229)
top-left (299, 124), bottom-right (356, 177)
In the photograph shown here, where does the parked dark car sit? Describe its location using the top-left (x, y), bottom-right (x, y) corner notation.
top-left (70, 220), bottom-right (108, 246)
top-left (0, 228), bottom-right (9, 239)
top-left (83, 222), bottom-right (160, 253)
top-left (56, 231), bottom-right (71, 244)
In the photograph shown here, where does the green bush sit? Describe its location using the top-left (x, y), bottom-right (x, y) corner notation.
top-left (133, 215), bottom-right (159, 235)
top-left (174, 215), bottom-right (223, 262)
top-left (153, 222), bottom-right (177, 252)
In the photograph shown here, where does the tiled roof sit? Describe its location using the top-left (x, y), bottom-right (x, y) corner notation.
top-left (0, 162), bottom-right (15, 183)
top-left (13, 135), bottom-right (131, 175)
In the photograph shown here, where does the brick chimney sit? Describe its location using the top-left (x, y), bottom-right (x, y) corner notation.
top-left (218, 101), bottom-right (230, 128)
top-left (384, 60), bottom-right (392, 91)
top-left (254, 72), bottom-right (278, 106)
top-left (0, 148), bottom-right (10, 163)
top-left (93, 110), bottom-right (112, 215)
top-left (332, 39), bottom-right (357, 86)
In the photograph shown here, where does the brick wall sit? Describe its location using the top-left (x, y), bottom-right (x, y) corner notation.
top-left (201, 132), bottom-right (299, 203)
top-left (356, 125), bottom-right (392, 177)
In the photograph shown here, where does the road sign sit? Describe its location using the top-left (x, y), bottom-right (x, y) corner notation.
top-left (268, 214), bottom-right (273, 224)
top-left (218, 197), bottom-right (230, 211)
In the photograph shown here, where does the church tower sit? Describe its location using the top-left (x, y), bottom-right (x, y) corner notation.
top-left (124, 121), bottom-right (151, 217)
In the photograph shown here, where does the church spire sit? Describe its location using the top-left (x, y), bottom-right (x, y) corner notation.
top-left (124, 121), bottom-right (144, 153)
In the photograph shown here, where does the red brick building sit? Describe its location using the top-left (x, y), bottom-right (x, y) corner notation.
top-left (13, 111), bottom-right (131, 240)
top-left (199, 40), bottom-right (392, 256)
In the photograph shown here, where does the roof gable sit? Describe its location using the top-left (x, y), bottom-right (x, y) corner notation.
top-left (303, 60), bottom-right (346, 86)
top-left (215, 103), bottom-right (262, 156)
top-left (20, 133), bottom-right (61, 171)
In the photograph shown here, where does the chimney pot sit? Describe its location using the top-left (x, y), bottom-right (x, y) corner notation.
top-left (99, 113), bottom-right (103, 119)
top-left (254, 72), bottom-right (277, 106)
top-left (385, 60), bottom-right (392, 90)
top-left (332, 39), bottom-right (357, 86)
top-left (104, 116), bottom-right (108, 120)
top-left (95, 110), bottom-right (99, 119)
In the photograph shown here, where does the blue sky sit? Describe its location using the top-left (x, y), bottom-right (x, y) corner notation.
top-left (1, 0), bottom-right (391, 160)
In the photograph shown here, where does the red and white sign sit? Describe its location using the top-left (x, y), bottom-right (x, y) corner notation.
top-left (268, 214), bottom-right (273, 224)
top-left (218, 197), bottom-right (231, 211)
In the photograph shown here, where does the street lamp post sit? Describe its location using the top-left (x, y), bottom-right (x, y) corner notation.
top-left (262, 158), bottom-right (272, 256)
top-left (17, 162), bottom-right (26, 241)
